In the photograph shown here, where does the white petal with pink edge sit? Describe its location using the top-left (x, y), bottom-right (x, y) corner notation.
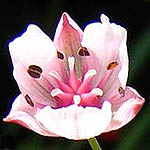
top-left (81, 14), bottom-right (128, 88)
top-left (9, 24), bottom-right (56, 67)
top-left (35, 101), bottom-right (112, 140)
top-left (13, 63), bottom-right (56, 106)
top-left (3, 94), bottom-right (58, 137)
top-left (104, 87), bottom-right (145, 132)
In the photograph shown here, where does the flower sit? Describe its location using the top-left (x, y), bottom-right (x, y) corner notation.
top-left (3, 13), bottom-right (145, 140)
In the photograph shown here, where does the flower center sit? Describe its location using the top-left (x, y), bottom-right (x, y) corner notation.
top-left (49, 56), bottom-right (104, 108)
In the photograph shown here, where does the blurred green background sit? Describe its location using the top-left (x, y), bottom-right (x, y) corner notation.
top-left (0, 0), bottom-right (150, 150)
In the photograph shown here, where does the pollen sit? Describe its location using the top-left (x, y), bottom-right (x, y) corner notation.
top-left (57, 50), bottom-right (64, 60)
top-left (78, 46), bottom-right (90, 56)
top-left (107, 61), bottom-right (118, 70)
top-left (118, 87), bottom-right (125, 97)
top-left (25, 94), bottom-right (34, 107)
top-left (27, 65), bottom-right (42, 78)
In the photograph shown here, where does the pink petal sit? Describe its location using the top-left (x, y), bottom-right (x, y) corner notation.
top-left (3, 94), bottom-right (57, 137)
top-left (13, 63), bottom-right (56, 106)
top-left (81, 14), bottom-right (128, 89)
top-left (9, 24), bottom-right (67, 82)
top-left (101, 22), bottom-right (128, 98)
top-left (5, 12), bottom-right (145, 141)
top-left (105, 87), bottom-right (145, 132)
top-left (35, 101), bottom-right (112, 140)
top-left (53, 13), bottom-right (83, 79)
top-left (54, 12), bottom-right (83, 52)
top-left (10, 24), bottom-right (56, 67)
top-left (101, 65), bottom-right (122, 100)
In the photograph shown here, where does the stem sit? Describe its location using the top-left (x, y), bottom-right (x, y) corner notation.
top-left (88, 137), bottom-right (102, 150)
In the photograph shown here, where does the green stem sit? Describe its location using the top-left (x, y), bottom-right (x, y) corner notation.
top-left (88, 137), bottom-right (102, 150)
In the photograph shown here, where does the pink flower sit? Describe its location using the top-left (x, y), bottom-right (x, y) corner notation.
top-left (4, 13), bottom-right (145, 140)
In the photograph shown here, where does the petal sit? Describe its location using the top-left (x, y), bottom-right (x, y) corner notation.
top-left (54, 12), bottom-right (83, 53)
top-left (54, 13), bottom-right (83, 79)
top-left (77, 101), bottom-right (112, 139)
top-left (115, 23), bottom-right (128, 89)
top-left (9, 24), bottom-right (56, 67)
top-left (105, 87), bottom-right (145, 132)
top-left (3, 94), bottom-right (57, 137)
top-left (14, 63), bottom-right (56, 107)
top-left (81, 14), bottom-right (128, 88)
top-left (9, 24), bottom-right (67, 81)
top-left (101, 64), bottom-right (122, 100)
top-left (101, 25), bottom-right (128, 98)
top-left (35, 101), bottom-right (112, 140)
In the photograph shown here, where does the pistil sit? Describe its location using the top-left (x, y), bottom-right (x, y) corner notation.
top-left (51, 88), bottom-right (73, 107)
top-left (77, 69), bottom-right (96, 94)
top-left (73, 95), bottom-right (81, 105)
top-left (68, 56), bottom-right (81, 92)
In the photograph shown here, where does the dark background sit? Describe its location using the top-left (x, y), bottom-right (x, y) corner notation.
top-left (0, 0), bottom-right (150, 150)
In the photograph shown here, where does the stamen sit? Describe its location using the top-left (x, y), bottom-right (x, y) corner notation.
top-left (118, 87), bottom-right (125, 97)
top-left (73, 95), bottom-right (81, 105)
top-left (107, 62), bottom-right (118, 70)
top-left (49, 71), bottom-right (61, 80)
top-left (57, 51), bottom-right (64, 60)
top-left (49, 71), bottom-right (74, 93)
top-left (51, 88), bottom-right (74, 107)
top-left (51, 88), bottom-right (63, 97)
top-left (80, 88), bottom-right (103, 107)
top-left (84, 69), bottom-right (96, 80)
top-left (27, 65), bottom-right (42, 78)
top-left (90, 88), bottom-right (104, 97)
top-left (25, 94), bottom-right (34, 107)
top-left (78, 46), bottom-right (90, 56)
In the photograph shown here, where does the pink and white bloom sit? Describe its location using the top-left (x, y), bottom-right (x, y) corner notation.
top-left (4, 13), bottom-right (145, 140)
